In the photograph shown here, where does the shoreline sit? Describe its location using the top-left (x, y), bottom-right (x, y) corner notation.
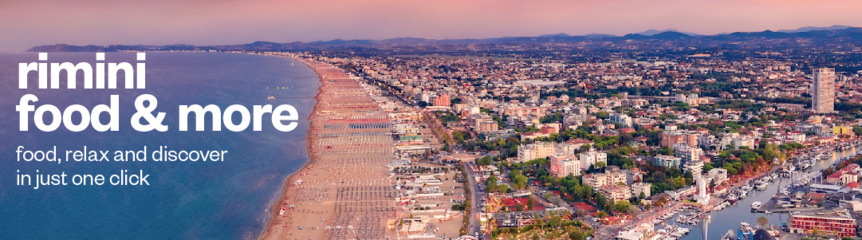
top-left (259, 56), bottom-right (396, 239)
top-left (259, 56), bottom-right (324, 239)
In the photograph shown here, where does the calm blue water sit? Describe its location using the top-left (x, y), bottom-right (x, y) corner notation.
top-left (0, 52), bottom-right (319, 239)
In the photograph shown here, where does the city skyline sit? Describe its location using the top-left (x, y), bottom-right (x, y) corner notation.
top-left (2, 0), bottom-right (862, 52)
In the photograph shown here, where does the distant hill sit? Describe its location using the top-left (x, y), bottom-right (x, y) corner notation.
top-left (636, 29), bottom-right (701, 36)
top-left (777, 25), bottom-right (852, 33)
top-left (27, 26), bottom-right (862, 52)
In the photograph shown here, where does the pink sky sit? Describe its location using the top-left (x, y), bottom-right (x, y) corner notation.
top-left (1, 0), bottom-right (861, 51)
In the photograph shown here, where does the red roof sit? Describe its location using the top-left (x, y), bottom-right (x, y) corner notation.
top-left (806, 192), bottom-right (826, 200)
top-left (501, 197), bottom-right (545, 211)
top-left (848, 182), bottom-right (860, 189)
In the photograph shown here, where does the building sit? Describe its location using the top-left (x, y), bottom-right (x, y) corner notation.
top-left (554, 142), bottom-right (577, 156)
top-left (434, 93), bottom-right (451, 107)
top-left (578, 148), bottom-right (607, 170)
top-left (481, 129), bottom-right (515, 141)
top-left (582, 173), bottom-right (607, 189)
top-left (609, 113), bottom-right (633, 127)
top-left (654, 155), bottom-right (682, 168)
top-left (582, 167), bottom-right (627, 189)
top-left (707, 168), bottom-right (728, 185)
top-left (673, 143), bottom-right (703, 165)
top-left (732, 136), bottom-right (756, 150)
top-left (695, 174), bottom-right (710, 206)
top-left (624, 167), bottom-right (646, 185)
top-left (789, 212), bottom-right (856, 237)
top-left (683, 161), bottom-right (704, 178)
top-left (661, 130), bottom-right (698, 147)
top-left (834, 125), bottom-right (854, 136)
top-left (517, 142), bottom-right (575, 163)
top-left (475, 119), bottom-right (499, 133)
top-left (549, 154), bottom-right (581, 177)
top-left (811, 68), bottom-right (835, 113)
top-left (599, 185), bottom-right (633, 202)
top-left (631, 182), bottom-right (652, 198)
top-left (826, 168), bottom-right (858, 186)
top-left (563, 114), bottom-right (589, 128)
top-left (606, 166), bottom-right (627, 184)
top-left (517, 142), bottom-right (555, 162)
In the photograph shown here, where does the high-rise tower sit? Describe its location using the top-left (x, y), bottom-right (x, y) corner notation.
top-left (812, 68), bottom-right (835, 113)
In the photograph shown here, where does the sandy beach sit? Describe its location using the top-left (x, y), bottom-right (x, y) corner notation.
top-left (260, 57), bottom-right (396, 240)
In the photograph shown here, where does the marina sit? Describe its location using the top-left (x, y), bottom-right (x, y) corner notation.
top-left (676, 144), bottom-right (862, 240)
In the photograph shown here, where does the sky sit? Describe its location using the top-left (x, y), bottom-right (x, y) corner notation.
top-left (1, 0), bottom-right (861, 51)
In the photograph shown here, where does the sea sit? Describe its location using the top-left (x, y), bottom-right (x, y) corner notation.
top-left (0, 52), bottom-right (319, 239)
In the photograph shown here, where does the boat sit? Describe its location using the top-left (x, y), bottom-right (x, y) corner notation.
top-left (727, 194), bottom-right (739, 204)
top-left (739, 222), bottom-right (754, 240)
top-left (751, 201), bottom-right (762, 211)
top-left (721, 229), bottom-right (737, 240)
top-left (267, 96), bottom-right (276, 100)
top-left (756, 181), bottom-right (769, 190)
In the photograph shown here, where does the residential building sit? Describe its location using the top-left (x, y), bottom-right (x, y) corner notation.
top-left (579, 148), bottom-right (607, 170)
top-left (732, 136), bottom-right (756, 150)
top-left (707, 168), bottom-right (728, 185)
top-left (475, 119), bottom-right (499, 133)
top-left (609, 113), bottom-right (633, 127)
top-left (632, 182), bottom-right (652, 198)
top-left (683, 161), bottom-right (704, 178)
top-left (549, 154), bottom-right (581, 177)
top-left (673, 143), bottom-right (703, 165)
top-left (554, 142), bottom-right (577, 156)
top-left (812, 68), bottom-right (835, 113)
top-left (654, 155), bottom-right (682, 169)
top-left (517, 142), bottom-right (555, 162)
top-left (582, 173), bottom-right (608, 189)
top-left (434, 92), bottom-right (451, 107)
top-left (583, 167), bottom-right (627, 189)
top-left (599, 185), bottom-right (633, 202)
top-left (661, 130), bottom-right (698, 147)
top-left (790, 212), bottom-right (856, 237)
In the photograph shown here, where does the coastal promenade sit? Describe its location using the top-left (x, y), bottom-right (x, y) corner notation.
top-left (261, 58), bottom-right (396, 240)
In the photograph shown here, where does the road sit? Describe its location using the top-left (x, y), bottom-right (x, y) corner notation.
top-left (463, 163), bottom-right (482, 237)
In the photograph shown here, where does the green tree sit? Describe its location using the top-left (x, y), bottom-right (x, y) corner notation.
top-left (513, 174), bottom-right (529, 190)
top-left (595, 194), bottom-right (607, 211)
top-left (595, 161), bottom-right (607, 169)
top-left (596, 211), bottom-right (608, 218)
top-left (570, 230), bottom-right (586, 240)
top-left (626, 205), bottom-right (641, 216)
top-left (453, 131), bottom-right (465, 143)
top-left (595, 111), bottom-right (610, 119)
top-left (478, 156), bottom-right (492, 166)
top-left (614, 200), bottom-right (632, 213)
top-left (485, 174), bottom-right (498, 192)
top-left (757, 216), bottom-right (768, 227)
top-left (497, 184), bottom-right (509, 193)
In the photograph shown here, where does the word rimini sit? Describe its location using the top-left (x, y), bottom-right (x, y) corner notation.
top-left (16, 52), bottom-right (299, 132)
